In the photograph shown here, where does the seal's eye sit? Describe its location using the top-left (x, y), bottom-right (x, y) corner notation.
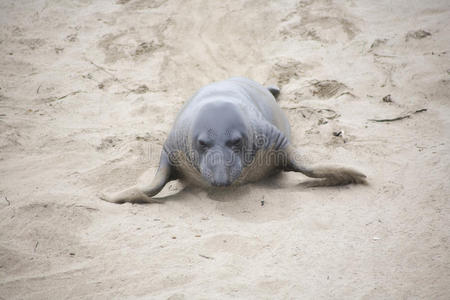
top-left (227, 137), bottom-right (242, 149)
top-left (232, 137), bottom-right (242, 146)
top-left (198, 139), bottom-right (209, 149)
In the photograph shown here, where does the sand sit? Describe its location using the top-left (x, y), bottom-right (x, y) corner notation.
top-left (1, 0), bottom-right (449, 298)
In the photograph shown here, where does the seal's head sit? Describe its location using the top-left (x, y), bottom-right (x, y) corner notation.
top-left (191, 101), bottom-right (249, 187)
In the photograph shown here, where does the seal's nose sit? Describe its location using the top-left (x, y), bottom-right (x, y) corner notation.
top-left (211, 166), bottom-right (231, 187)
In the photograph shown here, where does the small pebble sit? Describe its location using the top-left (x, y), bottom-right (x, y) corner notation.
top-left (382, 94), bottom-right (392, 103)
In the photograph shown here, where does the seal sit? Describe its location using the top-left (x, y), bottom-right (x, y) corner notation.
top-left (99, 77), bottom-right (366, 203)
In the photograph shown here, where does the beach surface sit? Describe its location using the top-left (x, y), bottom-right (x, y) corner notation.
top-left (1, 0), bottom-right (449, 298)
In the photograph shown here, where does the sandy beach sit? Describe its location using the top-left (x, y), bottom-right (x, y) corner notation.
top-left (1, 0), bottom-right (449, 298)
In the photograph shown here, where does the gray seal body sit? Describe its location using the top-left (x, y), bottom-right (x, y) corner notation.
top-left (100, 78), bottom-right (366, 203)
top-left (164, 77), bottom-right (290, 187)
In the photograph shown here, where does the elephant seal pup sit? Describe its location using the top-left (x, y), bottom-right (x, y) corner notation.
top-left (99, 77), bottom-right (366, 203)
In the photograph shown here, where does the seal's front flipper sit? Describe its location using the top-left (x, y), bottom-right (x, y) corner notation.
top-left (267, 85), bottom-right (280, 100)
top-left (98, 186), bottom-right (161, 204)
top-left (282, 146), bottom-right (367, 186)
top-left (99, 151), bottom-right (174, 204)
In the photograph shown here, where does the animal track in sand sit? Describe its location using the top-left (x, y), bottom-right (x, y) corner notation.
top-left (269, 58), bottom-right (312, 86)
top-left (96, 136), bottom-right (123, 151)
top-left (279, 1), bottom-right (359, 43)
top-left (98, 31), bottom-right (164, 64)
top-left (405, 30), bottom-right (431, 41)
top-left (284, 79), bottom-right (351, 103)
top-left (18, 38), bottom-right (46, 50)
top-left (310, 79), bottom-right (349, 99)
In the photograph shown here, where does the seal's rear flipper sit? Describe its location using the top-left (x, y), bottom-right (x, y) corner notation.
top-left (282, 146), bottom-right (367, 186)
top-left (267, 85), bottom-right (280, 100)
top-left (99, 151), bottom-right (174, 204)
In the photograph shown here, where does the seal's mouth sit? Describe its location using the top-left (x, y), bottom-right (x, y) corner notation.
top-left (210, 180), bottom-right (232, 187)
